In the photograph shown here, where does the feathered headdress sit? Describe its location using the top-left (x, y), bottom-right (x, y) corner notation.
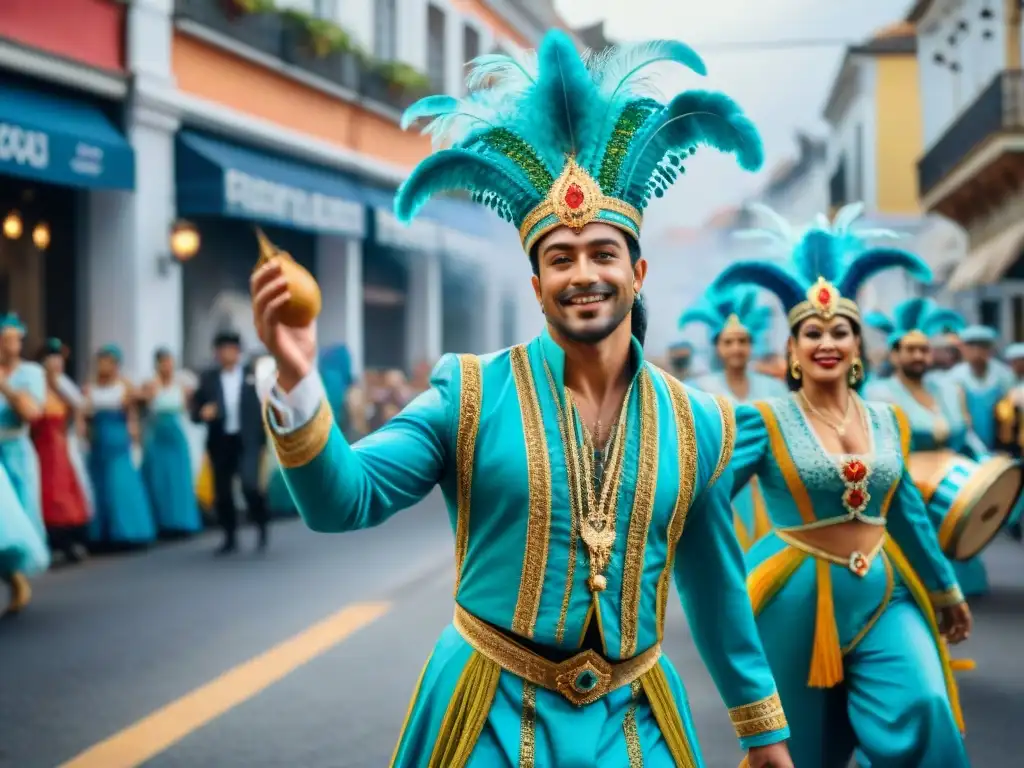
top-left (0, 312), bottom-right (25, 335)
top-left (864, 298), bottom-right (965, 348)
top-left (396, 31), bottom-right (764, 253)
top-left (679, 285), bottom-right (772, 346)
top-left (713, 202), bottom-right (932, 327)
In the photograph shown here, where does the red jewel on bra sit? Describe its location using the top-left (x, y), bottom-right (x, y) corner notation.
top-left (564, 183), bottom-right (584, 209)
top-left (845, 488), bottom-right (866, 509)
top-left (817, 287), bottom-right (831, 305)
top-left (842, 459), bottom-right (867, 483)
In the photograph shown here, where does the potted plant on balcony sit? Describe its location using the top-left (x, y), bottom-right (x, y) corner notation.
top-left (280, 9), bottom-right (362, 91)
top-left (362, 60), bottom-right (431, 112)
top-left (175, 0), bottom-right (283, 58)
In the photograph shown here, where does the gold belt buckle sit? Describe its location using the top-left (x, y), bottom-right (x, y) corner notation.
top-left (848, 550), bottom-right (869, 577)
top-left (553, 649), bottom-right (614, 707)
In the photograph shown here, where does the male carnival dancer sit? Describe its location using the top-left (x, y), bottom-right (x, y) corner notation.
top-left (251, 31), bottom-right (793, 768)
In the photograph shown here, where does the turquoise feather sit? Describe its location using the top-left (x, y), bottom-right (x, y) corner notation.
top-left (680, 285), bottom-right (773, 345)
top-left (868, 298), bottom-right (966, 347)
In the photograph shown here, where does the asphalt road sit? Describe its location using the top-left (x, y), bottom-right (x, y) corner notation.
top-left (1, 492), bottom-right (1022, 767)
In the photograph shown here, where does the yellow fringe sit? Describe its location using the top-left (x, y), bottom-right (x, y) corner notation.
top-left (949, 658), bottom-right (976, 672)
top-left (747, 546), bottom-right (807, 615)
top-left (883, 539), bottom-right (966, 733)
top-left (426, 652), bottom-right (502, 768)
top-left (640, 664), bottom-right (699, 768)
top-left (807, 559), bottom-right (844, 688)
top-left (750, 478), bottom-right (773, 541)
top-left (734, 509), bottom-right (752, 552)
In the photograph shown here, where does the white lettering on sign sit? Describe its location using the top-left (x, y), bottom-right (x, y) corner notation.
top-left (374, 208), bottom-right (439, 252)
top-left (224, 168), bottom-right (365, 236)
top-left (0, 122), bottom-right (49, 169)
top-left (70, 142), bottom-right (105, 177)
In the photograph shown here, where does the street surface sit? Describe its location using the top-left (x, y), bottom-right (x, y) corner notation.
top-left (1, 491), bottom-right (1021, 767)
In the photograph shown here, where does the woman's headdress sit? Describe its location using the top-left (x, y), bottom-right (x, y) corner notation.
top-left (864, 298), bottom-right (965, 349)
top-left (396, 31), bottom-right (764, 252)
top-left (0, 312), bottom-right (26, 335)
top-left (679, 284), bottom-right (772, 346)
top-left (714, 202), bottom-right (932, 327)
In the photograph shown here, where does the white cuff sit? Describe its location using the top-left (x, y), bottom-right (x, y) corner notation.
top-left (256, 367), bottom-right (326, 434)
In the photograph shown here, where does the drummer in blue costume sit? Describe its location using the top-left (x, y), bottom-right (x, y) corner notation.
top-left (713, 203), bottom-right (973, 767)
top-left (947, 324), bottom-right (1015, 450)
top-left (864, 300), bottom-right (1020, 599)
top-left (0, 312), bottom-right (49, 612)
top-left (252, 30), bottom-right (795, 768)
top-left (681, 285), bottom-right (786, 551)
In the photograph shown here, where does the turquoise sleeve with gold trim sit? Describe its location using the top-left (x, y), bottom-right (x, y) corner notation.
top-left (673, 391), bottom-right (789, 749)
top-left (266, 354), bottom-right (461, 532)
top-left (730, 402), bottom-right (769, 495)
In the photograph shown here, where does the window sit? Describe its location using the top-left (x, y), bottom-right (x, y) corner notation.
top-left (828, 157), bottom-right (848, 209)
top-left (313, 0), bottom-right (337, 19)
top-left (374, 0), bottom-right (397, 60)
top-left (1013, 295), bottom-right (1024, 342)
top-left (852, 124), bottom-right (864, 201)
top-left (427, 5), bottom-right (447, 93)
top-left (979, 298), bottom-right (1000, 333)
top-left (463, 24), bottom-right (481, 64)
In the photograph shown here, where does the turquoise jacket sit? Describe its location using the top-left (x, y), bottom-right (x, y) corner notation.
top-left (268, 329), bottom-right (789, 749)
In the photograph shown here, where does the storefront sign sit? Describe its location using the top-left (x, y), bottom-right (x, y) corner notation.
top-left (0, 118), bottom-right (132, 189)
top-left (225, 168), bottom-right (365, 237)
top-left (373, 208), bottom-right (439, 252)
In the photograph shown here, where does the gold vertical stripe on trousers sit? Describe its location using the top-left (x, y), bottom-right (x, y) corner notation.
top-left (519, 681), bottom-right (537, 768)
top-left (510, 345), bottom-right (552, 638)
top-left (453, 354), bottom-right (483, 595)
top-left (619, 368), bottom-right (659, 657)
top-left (654, 371), bottom-right (698, 639)
top-left (623, 679), bottom-right (645, 767)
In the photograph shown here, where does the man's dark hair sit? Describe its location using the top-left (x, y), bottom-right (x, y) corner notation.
top-left (528, 235), bottom-right (647, 346)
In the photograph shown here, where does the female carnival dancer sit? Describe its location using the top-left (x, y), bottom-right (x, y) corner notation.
top-left (140, 348), bottom-right (203, 538)
top-left (84, 345), bottom-right (156, 550)
top-left (253, 30), bottom-right (794, 767)
top-left (713, 205), bottom-right (972, 767)
top-left (0, 313), bottom-right (49, 612)
top-left (864, 300), bottom-right (1017, 599)
top-left (680, 284), bottom-right (786, 551)
top-left (31, 338), bottom-right (92, 563)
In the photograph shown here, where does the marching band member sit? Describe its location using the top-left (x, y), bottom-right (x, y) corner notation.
top-left (947, 325), bottom-right (1014, 450)
top-left (864, 300), bottom-right (1019, 599)
top-left (253, 30), bottom-right (794, 767)
top-left (681, 284), bottom-right (786, 550)
top-left (714, 204), bottom-right (971, 767)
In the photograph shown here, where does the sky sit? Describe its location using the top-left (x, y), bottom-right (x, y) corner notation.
top-left (555, 0), bottom-right (914, 230)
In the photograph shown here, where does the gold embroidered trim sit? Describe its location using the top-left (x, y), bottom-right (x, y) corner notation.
top-left (727, 692), bottom-right (788, 738)
top-left (929, 585), bottom-right (965, 608)
top-left (654, 369), bottom-right (698, 639)
top-left (510, 344), bottom-right (552, 639)
top-left (710, 394), bottom-right (735, 487)
top-left (620, 368), bottom-right (659, 658)
top-left (389, 656), bottom-right (432, 767)
top-left (623, 679), bottom-right (644, 767)
top-left (453, 354), bottom-right (483, 596)
top-left (892, 405), bottom-right (912, 461)
top-left (264, 397), bottom-right (334, 469)
top-left (543, 365), bottom-right (582, 646)
top-left (453, 604), bottom-right (662, 708)
top-left (519, 682), bottom-right (537, 768)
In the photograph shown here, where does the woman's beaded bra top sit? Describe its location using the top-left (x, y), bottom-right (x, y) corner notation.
top-left (752, 395), bottom-right (903, 532)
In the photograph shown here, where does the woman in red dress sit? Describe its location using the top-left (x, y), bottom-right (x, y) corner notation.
top-left (30, 339), bottom-right (91, 562)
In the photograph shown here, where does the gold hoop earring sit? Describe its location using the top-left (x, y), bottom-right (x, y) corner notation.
top-left (790, 359), bottom-right (802, 380)
top-left (848, 358), bottom-right (863, 387)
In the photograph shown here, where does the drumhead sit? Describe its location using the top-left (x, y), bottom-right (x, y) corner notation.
top-left (950, 459), bottom-right (1023, 561)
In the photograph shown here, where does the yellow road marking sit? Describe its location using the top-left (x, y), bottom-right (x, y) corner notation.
top-left (59, 601), bottom-right (391, 768)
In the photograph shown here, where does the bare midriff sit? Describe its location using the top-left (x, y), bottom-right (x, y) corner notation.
top-left (785, 518), bottom-right (886, 560)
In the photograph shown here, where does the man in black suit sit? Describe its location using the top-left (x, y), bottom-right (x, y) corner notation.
top-left (191, 330), bottom-right (268, 554)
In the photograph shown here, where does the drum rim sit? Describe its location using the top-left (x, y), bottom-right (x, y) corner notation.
top-left (942, 456), bottom-right (1023, 559)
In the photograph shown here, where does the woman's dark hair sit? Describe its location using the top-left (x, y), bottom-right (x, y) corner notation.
top-left (528, 232), bottom-right (647, 346)
top-left (785, 316), bottom-right (869, 393)
top-left (154, 347), bottom-right (172, 364)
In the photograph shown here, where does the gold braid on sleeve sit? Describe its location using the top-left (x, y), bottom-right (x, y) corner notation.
top-left (727, 692), bottom-right (787, 739)
top-left (929, 585), bottom-right (965, 609)
top-left (263, 397), bottom-right (334, 469)
top-left (709, 394), bottom-right (736, 488)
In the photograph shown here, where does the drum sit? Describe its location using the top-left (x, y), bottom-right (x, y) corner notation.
top-left (908, 450), bottom-right (1023, 561)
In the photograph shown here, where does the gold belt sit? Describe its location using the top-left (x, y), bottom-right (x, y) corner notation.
top-left (775, 529), bottom-right (886, 578)
top-left (453, 604), bottom-right (662, 707)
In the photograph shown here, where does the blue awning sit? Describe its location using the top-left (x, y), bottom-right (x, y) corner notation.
top-left (176, 130), bottom-right (367, 237)
top-left (363, 185), bottom-right (501, 255)
top-left (0, 82), bottom-right (134, 190)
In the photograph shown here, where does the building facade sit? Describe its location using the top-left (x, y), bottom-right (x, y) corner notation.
top-left (0, 0), bottom-right (566, 380)
top-left (911, 0), bottom-right (1024, 338)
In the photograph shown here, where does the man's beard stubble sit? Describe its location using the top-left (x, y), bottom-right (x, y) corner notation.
top-left (899, 363), bottom-right (926, 382)
top-left (545, 285), bottom-right (633, 345)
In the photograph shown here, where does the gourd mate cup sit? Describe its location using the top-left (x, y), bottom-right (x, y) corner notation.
top-left (254, 227), bottom-right (322, 327)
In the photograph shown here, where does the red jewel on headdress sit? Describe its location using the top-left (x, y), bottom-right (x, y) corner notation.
top-left (844, 487), bottom-right (866, 510)
top-left (842, 459), bottom-right (867, 483)
top-left (817, 286), bottom-right (832, 306)
top-left (564, 183), bottom-right (584, 209)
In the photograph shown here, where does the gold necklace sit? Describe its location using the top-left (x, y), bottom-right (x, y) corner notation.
top-left (799, 390), bottom-right (853, 436)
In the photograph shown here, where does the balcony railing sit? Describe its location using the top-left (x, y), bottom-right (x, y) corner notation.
top-left (174, 0), bottom-right (430, 114)
top-left (918, 69), bottom-right (1024, 198)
